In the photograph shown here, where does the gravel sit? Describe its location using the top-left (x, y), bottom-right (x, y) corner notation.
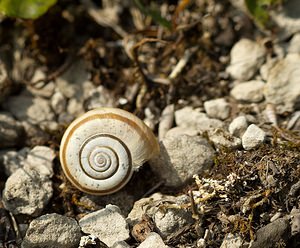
top-left (204, 98), bottom-right (231, 120)
top-left (149, 134), bottom-right (215, 187)
top-left (226, 38), bottom-right (266, 81)
top-left (127, 193), bottom-right (193, 240)
top-left (79, 205), bottom-right (130, 247)
top-left (220, 233), bottom-right (249, 248)
top-left (231, 80), bottom-right (265, 103)
top-left (264, 53), bottom-right (300, 113)
top-left (22, 213), bottom-right (81, 248)
top-left (137, 232), bottom-right (168, 248)
top-left (228, 116), bottom-right (248, 138)
top-left (249, 218), bottom-right (290, 248)
top-left (2, 167), bottom-right (53, 216)
top-left (242, 124), bottom-right (266, 150)
top-left (4, 94), bottom-right (55, 125)
top-left (1, 2), bottom-right (300, 247)
top-left (0, 112), bottom-right (24, 148)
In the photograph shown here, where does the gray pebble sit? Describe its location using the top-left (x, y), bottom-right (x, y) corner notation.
top-left (79, 205), bottom-right (130, 247)
top-left (127, 193), bottom-right (193, 240)
top-left (290, 208), bottom-right (300, 236)
top-left (67, 98), bottom-right (85, 117)
top-left (4, 94), bottom-right (55, 125)
top-left (264, 53), bottom-right (300, 113)
top-left (2, 167), bottom-right (53, 216)
top-left (165, 126), bottom-right (199, 139)
top-left (56, 59), bottom-right (90, 99)
top-left (231, 80), bottom-right (265, 103)
top-left (79, 235), bottom-right (109, 248)
top-left (0, 147), bottom-right (30, 176)
top-left (226, 39), bottom-right (266, 81)
top-left (21, 121), bottom-right (50, 147)
top-left (137, 232), bottom-right (168, 248)
top-left (175, 107), bottom-right (224, 131)
top-left (288, 33), bottom-right (300, 54)
top-left (175, 107), bottom-right (207, 128)
top-left (111, 240), bottom-right (131, 248)
top-left (242, 124), bottom-right (266, 150)
top-left (204, 98), bottom-right (231, 120)
top-left (229, 116), bottom-right (248, 138)
top-left (22, 213), bottom-right (81, 248)
top-left (158, 104), bottom-right (174, 140)
top-left (85, 86), bottom-right (116, 110)
top-left (51, 91), bottom-right (67, 115)
top-left (208, 129), bottom-right (241, 150)
top-left (220, 233), bottom-right (249, 248)
top-left (0, 59), bottom-right (10, 103)
top-left (0, 112), bottom-right (24, 148)
top-left (23, 146), bottom-right (56, 177)
top-left (249, 218), bottom-right (290, 248)
top-left (149, 135), bottom-right (215, 187)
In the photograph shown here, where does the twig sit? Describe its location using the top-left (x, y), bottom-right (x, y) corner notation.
top-left (168, 46), bottom-right (198, 80)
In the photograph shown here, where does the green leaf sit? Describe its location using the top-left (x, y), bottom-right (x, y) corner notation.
top-left (0, 0), bottom-right (57, 19)
top-left (134, 0), bottom-right (172, 30)
top-left (245, 0), bottom-right (282, 28)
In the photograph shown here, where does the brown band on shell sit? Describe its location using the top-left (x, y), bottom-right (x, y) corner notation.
top-left (60, 112), bottom-right (153, 194)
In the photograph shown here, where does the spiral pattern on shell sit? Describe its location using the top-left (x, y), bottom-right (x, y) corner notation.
top-left (60, 107), bottom-right (160, 195)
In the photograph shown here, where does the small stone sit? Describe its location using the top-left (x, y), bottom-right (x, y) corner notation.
top-left (260, 58), bottom-right (277, 81)
top-left (197, 118), bottom-right (225, 132)
top-left (204, 98), bottom-right (231, 120)
top-left (2, 167), bottom-right (53, 216)
top-left (220, 233), bottom-right (249, 248)
top-left (149, 135), bottom-right (215, 187)
top-left (127, 193), bottom-right (164, 225)
top-left (175, 107), bottom-right (224, 132)
top-left (22, 213), bottom-right (81, 248)
top-left (158, 104), bottom-right (174, 140)
top-left (58, 112), bottom-right (74, 124)
top-left (21, 121), bottom-right (50, 147)
top-left (111, 241), bottom-right (131, 248)
top-left (85, 86), bottom-right (116, 110)
top-left (51, 91), bottom-right (67, 114)
top-left (229, 116), bottom-right (248, 138)
top-left (208, 129), bottom-right (241, 150)
top-left (79, 235), bottom-right (109, 248)
top-left (4, 94), bottom-right (55, 125)
top-left (127, 193), bottom-right (193, 240)
top-left (175, 107), bottom-right (207, 128)
top-left (0, 112), bottom-right (24, 148)
top-left (23, 146), bottom-right (56, 177)
top-left (264, 53), bottom-right (300, 113)
top-left (242, 124), bottom-right (266, 150)
top-left (0, 59), bottom-right (11, 103)
top-left (226, 39), bottom-right (266, 81)
top-left (165, 126), bottom-right (199, 139)
top-left (0, 147), bottom-right (30, 176)
top-left (137, 233), bottom-right (167, 248)
top-left (67, 98), bottom-right (85, 117)
top-left (231, 80), bottom-right (265, 103)
top-left (79, 205), bottom-right (130, 247)
top-left (290, 209), bottom-right (300, 236)
top-left (288, 33), bottom-right (300, 54)
top-left (250, 218), bottom-right (290, 248)
top-left (56, 59), bottom-right (90, 98)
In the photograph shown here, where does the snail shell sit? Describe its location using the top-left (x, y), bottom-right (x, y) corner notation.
top-left (59, 107), bottom-right (160, 195)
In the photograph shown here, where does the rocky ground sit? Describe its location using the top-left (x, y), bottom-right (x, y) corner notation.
top-left (1, 0), bottom-right (300, 247)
